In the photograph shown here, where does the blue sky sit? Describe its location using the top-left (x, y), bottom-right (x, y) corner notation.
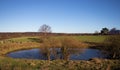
top-left (0, 0), bottom-right (120, 33)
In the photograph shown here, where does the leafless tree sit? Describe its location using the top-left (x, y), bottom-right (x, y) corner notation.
top-left (38, 24), bottom-right (52, 35)
top-left (39, 24), bottom-right (52, 61)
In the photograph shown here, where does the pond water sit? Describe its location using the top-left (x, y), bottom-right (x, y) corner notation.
top-left (7, 48), bottom-right (106, 60)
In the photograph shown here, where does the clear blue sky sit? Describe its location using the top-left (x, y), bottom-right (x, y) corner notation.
top-left (0, 0), bottom-right (120, 33)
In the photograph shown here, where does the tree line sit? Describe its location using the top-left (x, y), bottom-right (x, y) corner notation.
top-left (96, 27), bottom-right (120, 35)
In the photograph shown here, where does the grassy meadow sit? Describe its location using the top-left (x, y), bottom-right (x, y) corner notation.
top-left (0, 35), bottom-right (120, 70)
top-left (0, 35), bottom-right (106, 55)
top-left (74, 35), bottom-right (106, 43)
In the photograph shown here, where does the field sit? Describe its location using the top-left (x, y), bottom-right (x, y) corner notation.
top-left (0, 35), bottom-right (120, 70)
top-left (1, 35), bottom-right (106, 42)
top-left (0, 36), bottom-right (106, 55)
top-left (74, 35), bottom-right (106, 43)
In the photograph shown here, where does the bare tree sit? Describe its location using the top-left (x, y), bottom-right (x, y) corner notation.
top-left (38, 24), bottom-right (52, 35)
top-left (39, 24), bottom-right (52, 61)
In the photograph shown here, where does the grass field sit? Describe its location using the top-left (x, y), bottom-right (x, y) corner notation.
top-left (0, 35), bottom-right (120, 70)
top-left (74, 35), bottom-right (106, 43)
top-left (1, 35), bottom-right (107, 43)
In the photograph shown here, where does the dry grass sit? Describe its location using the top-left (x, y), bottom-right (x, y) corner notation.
top-left (102, 35), bottom-right (120, 59)
top-left (0, 42), bottom-right (40, 55)
top-left (0, 36), bottom-right (120, 70)
top-left (0, 57), bottom-right (120, 70)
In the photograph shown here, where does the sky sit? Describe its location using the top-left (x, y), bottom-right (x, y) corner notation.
top-left (0, 0), bottom-right (120, 33)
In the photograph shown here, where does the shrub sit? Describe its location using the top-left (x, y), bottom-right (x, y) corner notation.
top-left (40, 37), bottom-right (61, 60)
top-left (59, 37), bottom-right (85, 60)
top-left (40, 36), bottom-right (86, 61)
top-left (103, 35), bottom-right (120, 59)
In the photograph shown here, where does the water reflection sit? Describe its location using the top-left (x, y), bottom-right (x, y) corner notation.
top-left (7, 48), bottom-right (106, 60)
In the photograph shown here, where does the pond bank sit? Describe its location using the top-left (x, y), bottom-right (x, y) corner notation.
top-left (0, 56), bottom-right (120, 70)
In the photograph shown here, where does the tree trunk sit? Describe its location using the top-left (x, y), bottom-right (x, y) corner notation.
top-left (113, 52), bottom-right (116, 59)
top-left (47, 53), bottom-right (50, 61)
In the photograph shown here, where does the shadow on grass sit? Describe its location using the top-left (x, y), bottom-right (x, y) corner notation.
top-left (28, 38), bottom-right (42, 43)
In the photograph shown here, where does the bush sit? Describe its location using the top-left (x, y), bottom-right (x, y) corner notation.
top-left (40, 36), bottom-right (86, 61)
top-left (103, 35), bottom-right (120, 59)
top-left (40, 37), bottom-right (62, 60)
top-left (60, 37), bottom-right (83, 60)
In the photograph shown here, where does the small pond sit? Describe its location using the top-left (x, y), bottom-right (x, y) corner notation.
top-left (7, 48), bottom-right (106, 60)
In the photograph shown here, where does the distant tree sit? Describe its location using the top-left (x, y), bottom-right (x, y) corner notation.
top-left (109, 28), bottom-right (120, 34)
top-left (101, 27), bottom-right (109, 34)
top-left (109, 28), bottom-right (116, 34)
top-left (111, 28), bottom-right (116, 31)
top-left (38, 24), bottom-right (52, 36)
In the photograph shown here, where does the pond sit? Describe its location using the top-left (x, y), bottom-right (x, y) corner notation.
top-left (7, 48), bottom-right (106, 60)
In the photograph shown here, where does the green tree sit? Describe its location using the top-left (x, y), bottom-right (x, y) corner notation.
top-left (101, 27), bottom-right (109, 34)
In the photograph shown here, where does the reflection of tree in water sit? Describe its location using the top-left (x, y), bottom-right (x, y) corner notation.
top-left (40, 47), bottom-right (85, 60)
top-left (58, 37), bottom-right (85, 60)
top-left (51, 48), bottom-right (60, 60)
top-left (39, 34), bottom-right (86, 60)
top-left (40, 47), bottom-right (51, 60)
top-left (60, 47), bottom-right (84, 61)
